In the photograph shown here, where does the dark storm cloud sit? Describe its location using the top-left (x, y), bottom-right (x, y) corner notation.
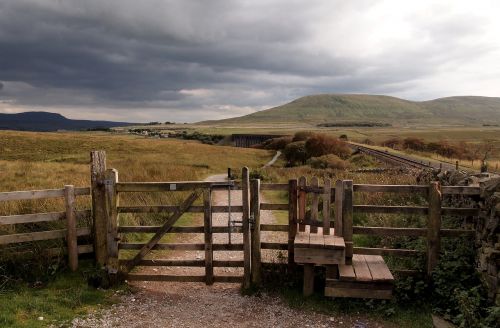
top-left (0, 0), bottom-right (498, 121)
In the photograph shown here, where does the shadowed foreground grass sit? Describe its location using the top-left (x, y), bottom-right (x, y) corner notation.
top-left (0, 260), bottom-right (125, 328)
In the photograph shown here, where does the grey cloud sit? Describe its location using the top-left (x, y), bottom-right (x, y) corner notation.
top-left (0, 0), bottom-right (498, 122)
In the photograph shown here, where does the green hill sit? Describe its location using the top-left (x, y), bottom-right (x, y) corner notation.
top-left (207, 94), bottom-right (500, 125)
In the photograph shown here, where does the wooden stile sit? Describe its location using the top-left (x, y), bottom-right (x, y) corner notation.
top-left (288, 179), bottom-right (298, 271)
top-left (203, 188), bottom-right (213, 285)
top-left (427, 182), bottom-right (442, 278)
top-left (298, 176), bottom-right (307, 232)
top-left (90, 150), bottom-right (107, 265)
top-left (241, 167), bottom-right (252, 289)
top-left (251, 179), bottom-right (261, 285)
top-left (64, 185), bottom-right (78, 271)
top-left (323, 179), bottom-right (331, 235)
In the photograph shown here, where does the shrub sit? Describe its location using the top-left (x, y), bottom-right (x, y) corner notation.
top-left (339, 134), bottom-right (348, 141)
top-left (308, 154), bottom-right (350, 170)
top-left (292, 131), bottom-right (315, 142)
top-left (263, 136), bottom-right (293, 150)
top-left (304, 134), bottom-right (351, 159)
top-left (283, 141), bottom-right (308, 166)
top-left (349, 154), bottom-right (378, 168)
top-left (403, 137), bottom-right (426, 151)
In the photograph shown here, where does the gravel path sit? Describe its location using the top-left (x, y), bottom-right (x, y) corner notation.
top-left (70, 175), bottom-right (391, 328)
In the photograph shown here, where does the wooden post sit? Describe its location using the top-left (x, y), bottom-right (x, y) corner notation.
top-left (310, 177), bottom-right (319, 233)
top-left (241, 167), bottom-right (251, 289)
top-left (203, 188), bottom-right (213, 285)
top-left (64, 185), bottom-right (78, 271)
top-left (427, 181), bottom-right (442, 278)
top-left (91, 150), bottom-right (107, 266)
top-left (298, 176), bottom-right (307, 232)
top-left (288, 179), bottom-right (298, 271)
top-left (342, 180), bottom-right (353, 264)
top-left (250, 179), bottom-right (261, 285)
top-left (303, 264), bottom-right (314, 296)
top-left (334, 180), bottom-right (343, 237)
top-left (323, 178), bottom-right (331, 235)
top-left (455, 160), bottom-right (459, 171)
top-left (105, 169), bottom-right (119, 275)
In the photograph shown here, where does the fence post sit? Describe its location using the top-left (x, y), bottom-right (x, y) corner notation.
top-left (310, 177), bottom-right (319, 233)
top-left (250, 179), bottom-right (261, 285)
top-left (298, 176), bottom-right (307, 232)
top-left (241, 167), bottom-right (251, 289)
top-left (105, 169), bottom-right (119, 276)
top-left (323, 178), bottom-right (331, 235)
top-left (342, 180), bottom-right (353, 264)
top-left (427, 181), bottom-right (442, 278)
top-left (203, 188), bottom-right (213, 285)
top-left (334, 180), bottom-right (343, 237)
top-left (288, 179), bottom-right (298, 271)
top-left (64, 185), bottom-right (78, 271)
top-left (91, 150), bottom-right (107, 266)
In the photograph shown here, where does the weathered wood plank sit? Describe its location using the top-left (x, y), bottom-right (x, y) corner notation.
top-left (294, 232), bottom-right (310, 247)
top-left (261, 242), bottom-right (288, 250)
top-left (365, 255), bottom-right (394, 282)
top-left (251, 179), bottom-right (261, 285)
top-left (288, 179), bottom-right (298, 271)
top-left (91, 150), bottom-right (107, 266)
top-left (64, 185), bottom-right (78, 271)
top-left (0, 211), bottom-right (64, 225)
top-left (310, 177), bottom-right (319, 233)
top-left (298, 176), bottom-right (307, 232)
top-left (353, 226), bottom-right (427, 236)
top-left (241, 167), bottom-right (251, 289)
top-left (261, 224), bottom-right (288, 232)
top-left (323, 178), bottom-right (331, 235)
top-left (213, 276), bottom-right (243, 283)
top-left (343, 180), bottom-right (353, 261)
top-left (294, 247), bottom-right (345, 265)
top-left (441, 186), bottom-right (480, 195)
top-left (260, 203), bottom-right (289, 211)
top-left (117, 205), bottom-right (242, 214)
top-left (338, 264), bottom-right (356, 281)
top-left (0, 227), bottom-right (90, 245)
top-left (309, 233), bottom-right (324, 249)
top-left (352, 254), bottom-right (372, 282)
top-left (105, 169), bottom-right (119, 275)
top-left (353, 184), bottom-right (428, 194)
top-left (116, 181), bottom-right (231, 192)
top-left (0, 189), bottom-right (64, 201)
top-left (203, 189), bottom-right (213, 285)
top-left (427, 182), bottom-right (442, 278)
top-left (119, 243), bottom-right (244, 251)
top-left (334, 180), bottom-right (343, 237)
top-left (353, 247), bottom-right (423, 257)
top-left (303, 264), bottom-right (314, 296)
top-left (353, 205), bottom-right (428, 215)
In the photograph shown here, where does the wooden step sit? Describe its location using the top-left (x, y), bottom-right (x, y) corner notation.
top-left (325, 254), bottom-right (394, 299)
top-left (294, 231), bottom-right (345, 265)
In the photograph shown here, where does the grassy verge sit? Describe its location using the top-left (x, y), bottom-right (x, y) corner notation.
top-left (0, 260), bottom-right (126, 328)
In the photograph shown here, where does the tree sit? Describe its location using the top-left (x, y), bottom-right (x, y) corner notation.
top-left (305, 134), bottom-right (351, 159)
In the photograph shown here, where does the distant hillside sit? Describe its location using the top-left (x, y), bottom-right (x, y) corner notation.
top-left (207, 94), bottom-right (500, 125)
top-left (0, 112), bottom-right (134, 131)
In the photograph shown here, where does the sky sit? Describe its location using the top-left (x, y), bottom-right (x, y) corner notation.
top-left (0, 0), bottom-right (499, 123)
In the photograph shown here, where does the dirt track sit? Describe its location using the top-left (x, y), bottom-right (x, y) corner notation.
top-left (70, 175), bottom-right (390, 328)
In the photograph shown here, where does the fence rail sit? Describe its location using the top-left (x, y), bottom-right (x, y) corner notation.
top-left (0, 186), bottom-right (93, 271)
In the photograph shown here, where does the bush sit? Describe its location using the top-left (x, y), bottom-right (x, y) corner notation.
top-left (382, 138), bottom-right (402, 149)
top-left (308, 154), bottom-right (350, 170)
top-left (349, 154), bottom-right (378, 168)
top-left (304, 134), bottom-right (351, 159)
top-left (283, 141), bottom-right (308, 166)
top-left (263, 136), bottom-right (293, 150)
top-left (403, 137), bottom-right (426, 151)
top-left (292, 131), bottom-right (315, 142)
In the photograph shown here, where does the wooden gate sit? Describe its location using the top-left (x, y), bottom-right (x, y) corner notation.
top-left (103, 168), bottom-right (252, 287)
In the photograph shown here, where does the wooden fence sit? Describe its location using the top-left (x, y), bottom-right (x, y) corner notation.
top-left (0, 186), bottom-right (93, 270)
top-left (249, 178), bottom-right (480, 280)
